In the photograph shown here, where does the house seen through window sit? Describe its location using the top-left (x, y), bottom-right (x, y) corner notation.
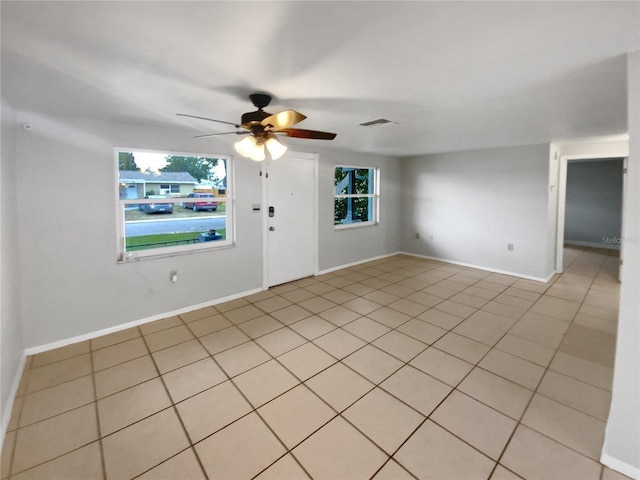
top-left (334, 166), bottom-right (379, 227)
top-left (117, 149), bottom-right (232, 260)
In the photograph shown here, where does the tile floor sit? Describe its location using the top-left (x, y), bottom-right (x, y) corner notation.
top-left (1, 247), bottom-right (631, 480)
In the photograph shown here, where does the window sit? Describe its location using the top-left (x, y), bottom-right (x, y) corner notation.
top-left (159, 184), bottom-right (180, 194)
top-left (334, 166), bottom-right (379, 227)
top-left (116, 149), bottom-right (232, 261)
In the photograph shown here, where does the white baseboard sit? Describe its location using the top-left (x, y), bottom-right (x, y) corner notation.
top-left (316, 251), bottom-right (403, 275)
top-left (24, 287), bottom-right (264, 356)
top-left (601, 453), bottom-right (640, 480)
top-left (565, 240), bottom-right (621, 251)
top-left (399, 251), bottom-right (555, 283)
top-left (1, 352), bottom-right (27, 454)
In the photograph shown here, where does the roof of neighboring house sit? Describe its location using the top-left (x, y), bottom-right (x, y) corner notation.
top-left (119, 170), bottom-right (198, 184)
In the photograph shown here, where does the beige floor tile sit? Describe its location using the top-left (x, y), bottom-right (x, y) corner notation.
top-left (317, 305), bottom-right (362, 326)
top-left (395, 420), bottom-right (495, 480)
top-left (215, 298), bottom-right (249, 313)
top-left (373, 331), bottom-right (427, 362)
top-left (479, 350), bottom-right (545, 390)
top-left (431, 390), bottom-right (517, 460)
top-left (92, 337), bottom-right (148, 371)
top-left (11, 404), bottom-right (98, 474)
top-left (98, 377), bottom-right (172, 435)
top-left (491, 465), bottom-right (524, 480)
top-left (255, 296), bottom-right (293, 314)
top-left (501, 425), bottom-right (601, 480)
top-left (449, 292), bottom-right (489, 309)
top-left (1, 429), bottom-right (15, 478)
top-left (11, 441), bottom-right (102, 480)
top-left (508, 321), bottom-right (564, 349)
top-left (30, 341), bottom-right (90, 368)
top-left (492, 292), bottom-right (536, 310)
top-left (363, 290), bottom-right (401, 306)
top-left (179, 305), bottom-right (218, 323)
top-left (537, 370), bottom-right (611, 420)
top-left (495, 334), bottom-right (555, 367)
top-left (255, 453), bottom-right (310, 479)
top-left (223, 304), bottom-right (265, 324)
top-left (410, 347), bottom-right (473, 387)
top-left (344, 345), bottom-right (404, 384)
top-left (195, 412), bottom-right (286, 479)
top-left (519, 310), bottom-right (571, 334)
top-left (423, 284), bottom-right (458, 299)
top-left (372, 459), bottom-right (415, 479)
top-left (367, 307), bottom-right (412, 328)
top-left (151, 339), bottom-right (208, 374)
top-left (306, 362), bottom-right (374, 412)
top-left (433, 299), bottom-right (478, 318)
top-left (237, 314), bottom-right (284, 338)
top-left (361, 277), bottom-right (393, 290)
top-left (186, 314), bottom-right (232, 337)
top-left (293, 416), bottom-right (388, 479)
top-left (271, 304), bottom-right (314, 325)
top-left (176, 380), bottom-right (252, 443)
top-left (602, 466), bottom-right (635, 480)
top-left (343, 317), bottom-right (391, 342)
top-left (344, 388), bottom-right (424, 454)
top-left (482, 300), bottom-right (528, 320)
top-left (215, 341), bottom-right (271, 377)
top-left (304, 282), bottom-right (337, 295)
top-left (453, 316), bottom-right (510, 347)
top-left (279, 288), bottom-right (317, 303)
top-left (278, 342), bottom-right (336, 381)
top-left (298, 297), bottom-right (337, 314)
top-left (199, 326), bottom-right (250, 355)
top-left (259, 385), bottom-right (335, 448)
top-left (579, 303), bottom-right (618, 321)
top-left (90, 327), bottom-right (140, 350)
top-left (144, 324), bottom-right (194, 352)
top-left (397, 318), bottom-right (447, 345)
top-left (322, 288), bottom-right (359, 304)
top-left (530, 296), bottom-right (581, 321)
top-left (458, 368), bottom-right (533, 420)
top-left (549, 351), bottom-right (613, 391)
top-left (432, 332), bottom-right (490, 364)
top-left (137, 448), bottom-right (206, 480)
top-left (289, 315), bottom-right (336, 340)
top-left (342, 282), bottom-right (378, 296)
top-left (464, 285), bottom-right (500, 300)
top-left (26, 354), bottom-right (92, 394)
top-left (95, 354), bottom-right (158, 398)
top-left (522, 394), bottom-right (606, 460)
top-left (255, 327), bottom-right (308, 357)
top-left (234, 359), bottom-right (300, 408)
top-left (313, 329), bottom-right (366, 359)
top-left (417, 308), bottom-right (464, 330)
top-left (503, 286), bottom-right (542, 302)
top-left (139, 315), bottom-right (182, 335)
top-left (102, 408), bottom-right (190, 480)
top-left (20, 375), bottom-right (95, 427)
top-left (574, 312), bottom-right (618, 334)
top-left (387, 298), bottom-right (430, 317)
top-left (163, 357), bottom-right (227, 402)
top-left (559, 333), bottom-right (616, 368)
top-left (343, 297), bottom-right (384, 316)
top-left (381, 365), bottom-right (451, 416)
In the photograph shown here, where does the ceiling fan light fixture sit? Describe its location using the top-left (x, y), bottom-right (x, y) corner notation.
top-left (234, 135), bottom-right (257, 158)
top-left (266, 136), bottom-right (287, 160)
top-left (249, 144), bottom-right (266, 162)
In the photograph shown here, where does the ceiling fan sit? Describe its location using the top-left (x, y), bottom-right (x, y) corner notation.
top-left (177, 93), bottom-right (337, 161)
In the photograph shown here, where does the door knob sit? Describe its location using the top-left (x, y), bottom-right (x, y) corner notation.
top-left (269, 226), bottom-right (275, 231)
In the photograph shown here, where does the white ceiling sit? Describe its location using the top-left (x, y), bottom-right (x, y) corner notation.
top-left (2, 1), bottom-right (638, 156)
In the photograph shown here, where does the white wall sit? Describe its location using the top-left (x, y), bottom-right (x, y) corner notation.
top-left (602, 51), bottom-right (640, 479)
top-left (565, 159), bottom-right (623, 249)
top-left (400, 144), bottom-right (553, 280)
top-left (315, 147), bottom-right (402, 272)
top-left (1, 99), bottom-right (25, 441)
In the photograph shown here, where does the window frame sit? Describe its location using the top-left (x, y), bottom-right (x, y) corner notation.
top-left (115, 147), bottom-right (234, 262)
top-left (333, 165), bottom-right (380, 229)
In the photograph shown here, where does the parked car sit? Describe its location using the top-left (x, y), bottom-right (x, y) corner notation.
top-left (182, 193), bottom-right (218, 212)
top-left (139, 195), bottom-right (173, 214)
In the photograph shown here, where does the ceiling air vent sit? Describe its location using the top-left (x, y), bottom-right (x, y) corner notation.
top-left (359, 118), bottom-right (393, 127)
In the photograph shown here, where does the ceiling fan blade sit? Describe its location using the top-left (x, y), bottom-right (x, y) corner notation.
top-left (278, 128), bottom-right (337, 140)
top-left (261, 110), bottom-right (307, 130)
top-left (194, 131), bottom-right (249, 139)
top-left (177, 113), bottom-right (241, 128)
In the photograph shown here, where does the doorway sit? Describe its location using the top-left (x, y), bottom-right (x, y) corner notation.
top-left (264, 152), bottom-right (318, 287)
top-left (556, 155), bottom-right (626, 273)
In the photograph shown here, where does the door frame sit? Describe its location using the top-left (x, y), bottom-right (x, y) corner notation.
top-left (556, 153), bottom-right (626, 274)
top-left (261, 151), bottom-right (319, 289)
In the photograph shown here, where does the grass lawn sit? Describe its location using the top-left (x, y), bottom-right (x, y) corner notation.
top-left (125, 203), bottom-right (226, 222)
top-left (126, 229), bottom-right (226, 251)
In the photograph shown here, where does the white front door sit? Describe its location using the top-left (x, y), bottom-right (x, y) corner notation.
top-left (265, 153), bottom-right (317, 287)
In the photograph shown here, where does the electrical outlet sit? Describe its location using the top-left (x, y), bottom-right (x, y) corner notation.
top-left (170, 271), bottom-right (178, 283)
top-left (507, 243), bottom-right (514, 252)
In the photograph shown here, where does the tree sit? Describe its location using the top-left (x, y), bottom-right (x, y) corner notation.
top-left (119, 152), bottom-right (139, 171)
top-left (161, 156), bottom-right (219, 183)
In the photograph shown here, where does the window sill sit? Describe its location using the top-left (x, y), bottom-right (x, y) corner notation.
top-left (334, 221), bottom-right (378, 231)
top-left (117, 241), bottom-right (235, 264)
